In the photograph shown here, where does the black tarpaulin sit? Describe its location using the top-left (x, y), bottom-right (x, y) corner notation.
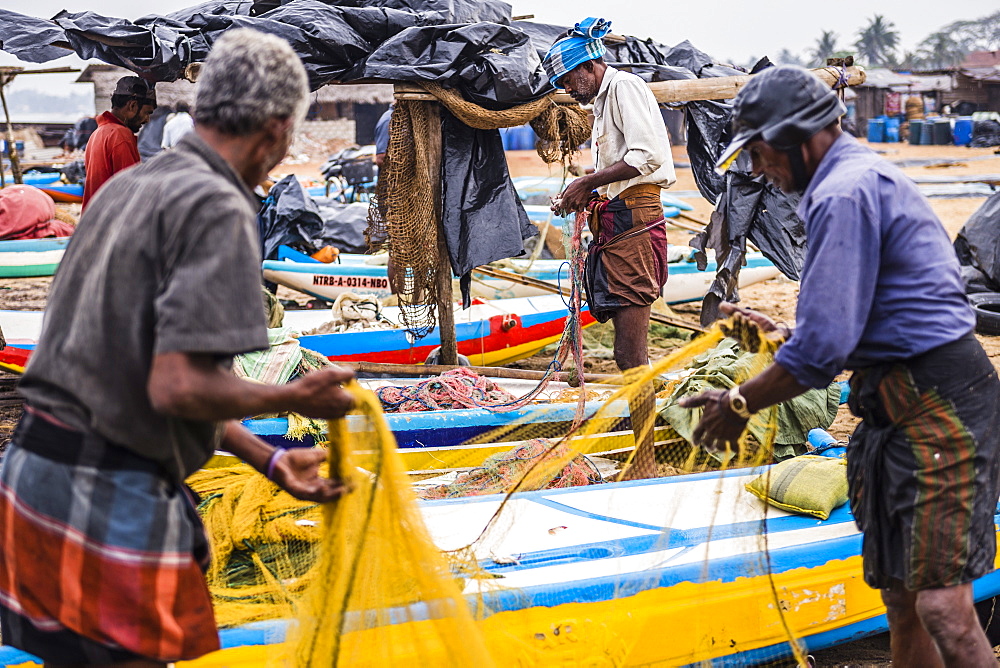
top-left (252, 0), bottom-right (512, 25)
top-left (440, 109), bottom-right (537, 306)
top-left (0, 10), bottom-right (68, 63)
top-left (690, 166), bottom-right (807, 322)
top-left (353, 0), bottom-right (512, 25)
top-left (312, 199), bottom-right (371, 254)
top-left (954, 190), bottom-right (1000, 292)
top-left (512, 20), bottom-right (569, 59)
top-left (257, 175), bottom-right (325, 261)
top-left (971, 120), bottom-right (1000, 149)
top-left (160, 1), bottom-right (255, 22)
top-left (348, 22), bottom-right (551, 106)
top-left (676, 55), bottom-right (808, 317)
top-left (52, 10), bottom-right (198, 82)
top-left (257, 175), bottom-right (377, 263)
top-left (185, 2), bottom-right (428, 90)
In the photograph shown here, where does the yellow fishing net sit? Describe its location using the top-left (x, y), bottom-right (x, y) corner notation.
top-left (185, 317), bottom-right (834, 667)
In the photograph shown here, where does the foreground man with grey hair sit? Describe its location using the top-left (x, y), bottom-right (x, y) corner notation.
top-left (0, 30), bottom-right (352, 667)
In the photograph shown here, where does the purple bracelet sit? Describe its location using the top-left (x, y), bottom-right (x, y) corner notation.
top-left (266, 448), bottom-right (288, 481)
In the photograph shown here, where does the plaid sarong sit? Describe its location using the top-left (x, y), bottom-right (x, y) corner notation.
top-left (847, 332), bottom-right (1000, 590)
top-left (0, 408), bottom-right (219, 663)
top-left (583, 184), bottom-right (669, 323)
top-left (234, 326), bottom-right (302, 385)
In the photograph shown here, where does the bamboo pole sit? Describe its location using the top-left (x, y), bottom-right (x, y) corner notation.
top-left (425, 102), bottom-right (459, 365)
top-left (394, 65), bottom-right (866, 104)
top-left (0, 67), bottom-right (77, 186)
top-left (472, 264), bottom-right (706, 333)
top-left (340, 361), bottom-right (618, 383)
top-left (0, 76), bottom-right (22, 185)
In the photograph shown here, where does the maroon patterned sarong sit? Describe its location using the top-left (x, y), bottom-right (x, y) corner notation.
top-left (584, 184), bottom-right (668, 323)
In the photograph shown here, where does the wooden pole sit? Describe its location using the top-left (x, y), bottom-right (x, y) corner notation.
top-left (340, 361), bottom-right (618, 383)
top-left (426, 102), bottom-right (459, 365)
top-left (394, 65), bottom-right (866, 104)
top-left (0, 77), bottom-right (22, 185)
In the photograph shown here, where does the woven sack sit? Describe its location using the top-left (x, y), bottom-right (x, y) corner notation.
top-left (745, 455), bottom-right (848, 520)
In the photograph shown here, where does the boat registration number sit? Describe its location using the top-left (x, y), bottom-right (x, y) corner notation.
top-left (313, 275), bottom-right (389, 289)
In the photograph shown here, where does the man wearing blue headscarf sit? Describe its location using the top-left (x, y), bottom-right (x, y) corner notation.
top-left (544, 18), bottom-right (675, 479)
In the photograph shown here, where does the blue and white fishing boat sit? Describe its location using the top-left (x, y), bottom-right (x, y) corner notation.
top-left (263, 246), bottom-right (781, 304)
top-left (0, 237), bottom-right (71, 278)
top-left (8, 439), bottom-right (997, 667)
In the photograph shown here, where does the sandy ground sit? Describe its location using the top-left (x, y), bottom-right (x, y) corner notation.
top-left (2, 140), bottom-right (999, 665)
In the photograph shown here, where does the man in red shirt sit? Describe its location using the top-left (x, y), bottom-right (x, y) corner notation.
top-left (83, 76), bottom-right (157, 209)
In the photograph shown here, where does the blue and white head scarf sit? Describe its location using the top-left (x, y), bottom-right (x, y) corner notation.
top-left (542, 17), bottom-right (613, 88)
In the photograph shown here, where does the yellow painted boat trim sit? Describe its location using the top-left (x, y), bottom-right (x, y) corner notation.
top-left (155, 557), bottom-right (886, 668)
top-left (15, 536), bottom-right (1000, 665)
top-left (465, 319), bottom-right (596, 367)
top-left (207, 427), bottom-right (677, 473)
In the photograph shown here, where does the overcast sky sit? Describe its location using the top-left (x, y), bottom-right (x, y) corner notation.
top-left (2, 0), bottom-right (997, 95)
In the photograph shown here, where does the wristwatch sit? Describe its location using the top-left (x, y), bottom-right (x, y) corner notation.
top-left (727, 386), bottom-right (753, 419)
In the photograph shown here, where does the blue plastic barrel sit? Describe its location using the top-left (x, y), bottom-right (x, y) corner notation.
top-left (920, 120), bottom-right (935, 145)
top-left (885, 116), bottom-right (901, 142)
top-left (953, 117), bottom-right (974, 146)
top-left (934, 119), bottom-right (953, 145)
top-left (908, 119), bottom-right (924, 145)
top-left (499, 127), bottom-right (514, 150)
top-left (518, 125), bottom-right (536, 150)
top-left (0, 140), bottom-right (24, 156)
top-left (867, 118), bottom-right (885, 143)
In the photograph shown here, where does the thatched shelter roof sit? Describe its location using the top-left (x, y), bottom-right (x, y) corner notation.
top-left (76, 64), bottom-right (394, 114)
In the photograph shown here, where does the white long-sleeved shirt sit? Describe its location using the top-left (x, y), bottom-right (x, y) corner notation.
top-left (161, 112), bottom-right (194, 149)
top-left (592, 66), bottom-right (676, 200)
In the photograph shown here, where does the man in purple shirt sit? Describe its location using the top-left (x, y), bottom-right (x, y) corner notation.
top-left (684, 66), bottom-right (1000, 667)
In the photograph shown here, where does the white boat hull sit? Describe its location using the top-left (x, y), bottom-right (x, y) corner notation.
top-left (264, 253), bottom-right (782, 304)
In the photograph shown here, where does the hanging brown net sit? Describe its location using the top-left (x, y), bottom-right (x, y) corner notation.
top-left (366, 100), bottom-right (441, 338)
top-left (423, 82), bottom-right (590, 167)
top-left (366, 85), bottom-right (591, 338)
top-left (530, 103), bottom-right (590, 166)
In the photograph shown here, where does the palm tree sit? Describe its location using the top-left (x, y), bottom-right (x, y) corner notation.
top-left (938, 11), bottom-right (1000, 53)
top-left (854, 15), bottom-right (900, 67)
top-left (897, 50), bottom-right (925, 71)
top-left (917, 32), bottom-right (968, 69)
top-left (810, 31), bottom-right (839, 66)
top-left (776, 48), bottom-right (805, 66)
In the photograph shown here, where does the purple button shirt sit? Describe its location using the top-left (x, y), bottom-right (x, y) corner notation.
top-left (774, 133), bottom-right (974, 388)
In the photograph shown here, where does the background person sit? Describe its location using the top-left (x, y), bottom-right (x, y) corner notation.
top-left (72, 115), bottom-right (98, 151)
top-left (373, 102), bottom-right (394, 169)
top-left (162, 101), bottom-right (195, 149)
top-left (137, 103), bottom-right (172, 161)
top-left (544, 17), bottom-right (676, 480)
top-left (82, 76), bottom-right (156, 209)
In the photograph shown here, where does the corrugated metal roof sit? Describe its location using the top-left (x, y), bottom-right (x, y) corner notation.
top-left (860, 68), bottom-right (913, 88)
top-left (962, 51), bottom-right (1000, 69)
top-left (906, 73), bottom-right (953, 92)
top-left (960, 66), bottom-right (1000, 83)
top-left (75, 64), bottom-right (395, 105)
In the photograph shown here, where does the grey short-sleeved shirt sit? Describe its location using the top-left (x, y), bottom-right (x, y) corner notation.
top-left (19, 132), bottom-right (269, 482)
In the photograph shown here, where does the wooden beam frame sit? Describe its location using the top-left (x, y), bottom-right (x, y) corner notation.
top-left (393, 66), bottom-right (867, 104)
